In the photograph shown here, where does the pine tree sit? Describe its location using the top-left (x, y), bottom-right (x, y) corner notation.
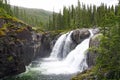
top-left (63, 6), bottom-right (68, 29)
top-left (52, 11), bottom-right (56, 30)
top-left (92, 5), bottom-right (97, 26)
top-left (70, 5), bottom-right (76, 29)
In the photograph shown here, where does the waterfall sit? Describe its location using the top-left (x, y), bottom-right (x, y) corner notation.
top-left (50, 31), bottom-right (74, 59)
top-left (50, 33), bottom-right (67, 58)
top-left (30, 29), bottom-right (94, 74)
top-left (63, 34), bottom-right (91, 72)
top-left (62, 31), bottom-right (74, 58)
top-left (64, 29), bottom-right (93, 68)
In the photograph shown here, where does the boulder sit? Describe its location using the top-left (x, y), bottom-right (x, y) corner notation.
top-left (71, 29), bottom-right (90, 44)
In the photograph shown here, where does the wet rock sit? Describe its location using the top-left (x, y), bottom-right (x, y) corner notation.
top-left (71, 29), bottom-right (90, 44)
top-left (37, 32), bottom-right (58, 58)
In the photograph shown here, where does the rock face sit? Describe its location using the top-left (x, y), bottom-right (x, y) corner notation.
top-left (0, 17), bottom-right (54, 78)
top-left (35, 32), bottom-right (54, 58)
top-left (86, 33), bottom-right (102, 68)
top-left (71, 29), bottom-right (90, 44)
top-left (0, 17), bottom-right (61, 78)
top-left (0, 36), bottom-right (26, 78)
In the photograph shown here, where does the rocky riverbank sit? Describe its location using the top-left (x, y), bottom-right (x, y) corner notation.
top-left (0, 17), bottom-right (58, 78)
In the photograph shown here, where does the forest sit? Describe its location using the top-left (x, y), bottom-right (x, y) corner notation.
top-left (49, 0), bottom-right (120, 30)
top-left (0, 0), bottom-right (120, 80)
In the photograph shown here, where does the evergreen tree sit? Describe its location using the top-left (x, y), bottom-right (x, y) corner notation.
top-left (63, 6), bottom-right (69, 29)
top-left (92, 5), bottom-right (97, 26)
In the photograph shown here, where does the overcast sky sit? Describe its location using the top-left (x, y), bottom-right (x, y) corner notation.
top-left (9, 0), bottom-right (118, 12)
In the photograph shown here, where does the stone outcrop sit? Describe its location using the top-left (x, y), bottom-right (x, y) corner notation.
top-left (87, 33), bottom-right (103, 68)
top-left (0, 17), bottom-right (55, 78)
top-left (0, 18), bottom-right (42, 78)
top-left (35, 32), bottom-right (55, 58)
top-left (71, 29), bottom-right (90, 44)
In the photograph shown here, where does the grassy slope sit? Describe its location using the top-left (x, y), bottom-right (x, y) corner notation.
top-left (20, 7), bottom-right (52, 22)
top-left (11, 6), bottom-right (53, 25)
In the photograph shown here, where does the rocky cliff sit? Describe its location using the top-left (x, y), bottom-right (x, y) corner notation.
top-left (0, 17), bottom-right (55, 78)
top-left (0, 17), bottom-right (34, 78)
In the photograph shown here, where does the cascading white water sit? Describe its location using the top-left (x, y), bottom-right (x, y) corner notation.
top-left (50, 33), bottom-right (67, 58)
top-left (62, 31), bottom-right (74, 58)
top-left (64, 29), bottom-right (93, 70)
top-left (50, 31), bottom-right (74, 59)
top-left (63, 35), bottom-right (90, 72)
top-left (30, 29), bottom-right (94, 75)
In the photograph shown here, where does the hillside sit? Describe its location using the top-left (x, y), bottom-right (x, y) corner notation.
top-left (11, 6), bottom-right (53, 27)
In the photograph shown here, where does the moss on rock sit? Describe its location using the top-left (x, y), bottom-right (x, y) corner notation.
top-left (72, 68), bottom-right (96, 80)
